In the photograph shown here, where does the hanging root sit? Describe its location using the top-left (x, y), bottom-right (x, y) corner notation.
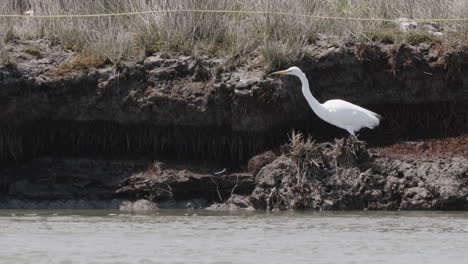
top-left (327, 135), bottom-right (369, 168)
top-left (0, 121), bottom-right (281, 165)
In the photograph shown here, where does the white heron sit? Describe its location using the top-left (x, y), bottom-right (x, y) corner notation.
top-left (271, 67), bottom-right (381, 136)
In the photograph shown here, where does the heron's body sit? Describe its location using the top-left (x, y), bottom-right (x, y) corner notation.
top-left (272, 67), bottom-right (381, 136)
top-left (320, 99), bottom-right (381, 135)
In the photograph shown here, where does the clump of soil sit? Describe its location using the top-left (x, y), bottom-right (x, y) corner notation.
top-left (249, 133), bottom-right (468, 211)
top-left (287, 132), bottom-right (369, 182)
top-left (250, 133), bottom-right (373, 210)
top-left (376, 135), bottom-right (468, 159)
top-left (247, 151), bottom-right (276, 176)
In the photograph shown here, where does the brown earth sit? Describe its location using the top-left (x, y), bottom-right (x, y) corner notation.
top-left (1, 39), bottom-right (467, 164)
top-left (375, 134), bottom-right (468, 159)
top-left (0, 39), bottom-right (467, 210)
top-left (2, 138), bottom-right (466, 211)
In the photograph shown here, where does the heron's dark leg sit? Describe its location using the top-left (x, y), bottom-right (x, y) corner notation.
top-left (348, 133), bottom-right (364, 144)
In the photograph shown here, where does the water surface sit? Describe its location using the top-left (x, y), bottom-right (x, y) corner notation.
top-left (1, 210), bottom-right (468, 264)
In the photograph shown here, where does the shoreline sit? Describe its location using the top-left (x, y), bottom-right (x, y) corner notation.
top-left (1, 39), bottom-right (467, 211)
top-left (1, 135), bottom-right (466, 211)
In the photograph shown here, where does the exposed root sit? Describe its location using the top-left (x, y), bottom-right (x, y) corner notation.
top-left (230, 174), bottom-right (240, 196)
top-left (328, 136), bottom-right (369, 168)
top-left (210, 176), bottom-right (223, 202)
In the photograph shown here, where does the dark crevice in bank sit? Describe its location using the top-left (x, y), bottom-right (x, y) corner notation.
top-left (0, 122), bottom-right (282, 166)
top-left (1, 102), bottom-right (465, 167)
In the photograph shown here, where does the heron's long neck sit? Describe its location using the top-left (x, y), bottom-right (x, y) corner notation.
top-left (298, 73), bottom-right (325, 115)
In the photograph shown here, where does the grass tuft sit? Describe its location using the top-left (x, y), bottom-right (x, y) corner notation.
top-left (363, 29), bottom-right (404, 44)
top-left (288, 131), bottom-right (325, 183)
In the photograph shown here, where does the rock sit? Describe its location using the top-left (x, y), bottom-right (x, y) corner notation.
top-left (143, 56), bottom-right (163, 69)
top-left (148, 67), bottom-right (177, 80)
top-left (191, 64), bottom-right (211, 82)
top-left (157, 199), bottom-right (209, 209)
top-left (207, 194), bottom-right (252, 210)
top-left (117, 163), bottom-right (254, 204)
top-left (119, 199), bottom-right (158, 211)
top-left (247, 151), bottom-right (276, 176)
top-left (117, 161), bottom-right (255, 202)
top-left (249, 139), bottom-right (468, 211)
top-left (255, 156), bottom-right (296, 187)
top-left (395, 17), bottom-right (418, 32)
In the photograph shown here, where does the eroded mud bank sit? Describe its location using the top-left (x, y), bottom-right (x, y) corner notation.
top-left (1, 137), bottom-right (467, 210)
top-left (0, 40), bottom-right (467, 210)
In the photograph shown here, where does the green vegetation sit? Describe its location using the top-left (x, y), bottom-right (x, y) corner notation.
top-left (364, 29), bottom-right (404, 44)
top-left (363, 29), bottom-right (443, 45)
top-left (0, 0), bottom-right (466, 69)
top-left (407, 31), bottom-right (443, 45)
top-left (145, 42), bottom-right (164, 56)
top-left (22, 46), bottom-right (42, 58)
top-left (55, 56), bottom-right (105, 76)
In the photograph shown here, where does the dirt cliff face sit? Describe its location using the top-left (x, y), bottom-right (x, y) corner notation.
top-left (1, 39), bottom-right (466, 164)
top-left (2, 138), bottom-right (466, 211)
top-left (2, 41), bottom-right (466, 128)
top-left (249, 139), bottom-right (468, 211)
top-left (0, 39), bottom-right (467, 210)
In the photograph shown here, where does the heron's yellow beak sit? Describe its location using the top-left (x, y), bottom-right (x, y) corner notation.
top-left (270, 69), bottom-right (290, 75)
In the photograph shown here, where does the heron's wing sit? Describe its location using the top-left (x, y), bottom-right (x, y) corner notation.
top-left (324, 99), bottom-right (381, 118)
top-left (322, 99), bottom-right (381, 130)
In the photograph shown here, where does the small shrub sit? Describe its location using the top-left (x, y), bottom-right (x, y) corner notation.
top-left (55, 56), bottom-right (106, 76)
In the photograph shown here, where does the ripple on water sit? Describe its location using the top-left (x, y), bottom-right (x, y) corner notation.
top-left (1, 211), bottom-right (468, 264)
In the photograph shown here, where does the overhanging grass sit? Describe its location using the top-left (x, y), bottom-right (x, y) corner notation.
top-left (0, 0), bottom-right (467, 68)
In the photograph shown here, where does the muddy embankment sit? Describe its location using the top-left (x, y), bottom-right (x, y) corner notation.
top-left (0, 39), bottom-right (467, 210)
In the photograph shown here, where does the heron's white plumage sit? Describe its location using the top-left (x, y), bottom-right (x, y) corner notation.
top-left (271, 67), bottom-right (381, 136)
top-left (321, 99), bottom-right (381, 135)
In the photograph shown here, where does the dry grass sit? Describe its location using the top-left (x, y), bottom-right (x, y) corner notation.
top-left (288, 131), bottom-right (326, 183)
top-left (363, 28), bottom-right (405, 44)
top-left (0, 0), bottom-right (466, 68)
top-left (287, 131), bottom-right (370, 183)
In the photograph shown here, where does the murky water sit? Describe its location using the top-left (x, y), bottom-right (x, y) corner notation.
top-left (1, 210), bottom-right (468, 264)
